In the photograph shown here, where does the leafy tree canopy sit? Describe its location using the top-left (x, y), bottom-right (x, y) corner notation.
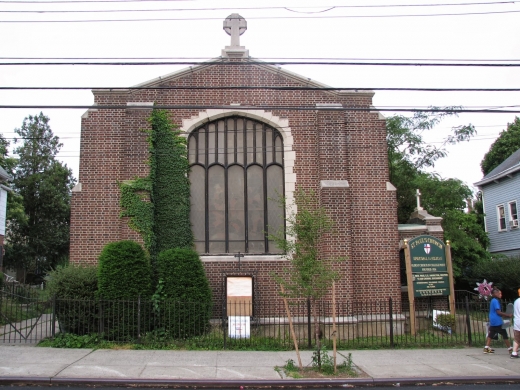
top-left (480, 116), bottom-right (520, 175)
top-left (387, 109), bottom-right (489, 281)
top-left (3, 113), bottom-right (75, 277)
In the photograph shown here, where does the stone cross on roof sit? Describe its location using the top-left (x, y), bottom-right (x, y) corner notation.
top-left (223, 13), bottom-right (247, 47)
top-left (222, 13), bottom-right (249, 58)
top-left (416, 188), bottom-right (423, 211)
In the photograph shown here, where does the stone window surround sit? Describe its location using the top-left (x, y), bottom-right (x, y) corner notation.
top-left (181, 108), bottom-right (295, 263)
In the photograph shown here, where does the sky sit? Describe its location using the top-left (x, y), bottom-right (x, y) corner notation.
top-left (0, 0), bottom-right (519, 192)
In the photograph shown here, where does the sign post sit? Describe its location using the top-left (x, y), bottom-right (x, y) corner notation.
top-left (403, 239), bottom-right (416, 336)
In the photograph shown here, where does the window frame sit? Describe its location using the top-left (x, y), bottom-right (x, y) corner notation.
top-left (497, 204), bottom-right (507, 231)
top-left (188, 116), bottom-right (285, 255)
top-left (508, 200), bottom-right (518, 228)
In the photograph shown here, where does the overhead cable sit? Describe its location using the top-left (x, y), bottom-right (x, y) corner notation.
top-left (1, 104), bottom-right (519, 113)
top-left (2, 9), bottom-right (520, 22)
top-left (1, 60), bottom-right (520, 66)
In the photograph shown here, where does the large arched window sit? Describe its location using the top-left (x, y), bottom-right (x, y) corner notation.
top-left (188, 116), bottom-right (284, 255)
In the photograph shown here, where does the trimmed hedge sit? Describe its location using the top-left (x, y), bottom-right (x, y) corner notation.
top-left (97, 240), bottom-right (152, 299)
top-left (45, 264), bottom-right (98, 335)
top-left (156, 248), bottom-right (212, 338)
top-left (97, 240), bottom-right (152, 340)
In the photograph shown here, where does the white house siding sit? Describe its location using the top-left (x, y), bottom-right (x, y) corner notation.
top-left (481, 174), bottom-right (520, 254)
top-left (0, 188), bottom-right (7, 236)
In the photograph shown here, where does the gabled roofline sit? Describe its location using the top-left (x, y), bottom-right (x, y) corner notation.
top-left (92, 56), bottom-right (375, 98)
top-left (474, 164), bottom-right (520, 186)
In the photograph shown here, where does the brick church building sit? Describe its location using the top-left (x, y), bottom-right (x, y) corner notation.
top-left (70, 14), bottom-right (442, 305)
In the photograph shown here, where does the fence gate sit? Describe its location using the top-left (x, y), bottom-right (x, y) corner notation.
top-left (0, 289), bottom-right (55, 344)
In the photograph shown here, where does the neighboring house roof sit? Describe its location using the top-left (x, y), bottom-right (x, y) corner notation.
top-left (474, 147), bottom-right (520, 187)
top-left (0, 166), bottom-right (11, 182)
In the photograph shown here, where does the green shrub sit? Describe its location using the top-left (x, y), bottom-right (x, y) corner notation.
top-left (0, 271), bottom-right (4, 290)
top-left (469, 255), bottom-right (520, 300)
top-left (156, 248), bottom-right (212, 338)
top-left (45, 264), bottom-right (98, 335)
top-left (97, 240), bottom-right (152, 340)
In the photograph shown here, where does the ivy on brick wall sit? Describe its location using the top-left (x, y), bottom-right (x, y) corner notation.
top-left (119, 177), bottom-right (153, 251)
top-left (120, 108), bottom-right (193, 263)
top-left (148, 109), bottom-right (193, 253)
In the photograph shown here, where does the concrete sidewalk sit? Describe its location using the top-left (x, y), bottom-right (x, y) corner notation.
top-left (0, 345), bottom-right (519, 387)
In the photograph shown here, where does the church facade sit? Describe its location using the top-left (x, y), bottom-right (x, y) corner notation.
top-left (70, 15), bottom-right (407, 304)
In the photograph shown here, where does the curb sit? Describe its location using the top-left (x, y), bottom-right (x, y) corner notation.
top-left (2, 376), bottom-right (520, 388)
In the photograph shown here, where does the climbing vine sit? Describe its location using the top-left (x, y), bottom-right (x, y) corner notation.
top-left (119, 177), bottom-right (153, 251)
top-left (148, 109), bottom-right (193, 254)
top-left (120, 108), bottom-right (193, 263)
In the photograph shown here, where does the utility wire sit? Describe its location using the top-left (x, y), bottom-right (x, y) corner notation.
top-left (2, 1), bottom-right (516, 13)
top-left (1, 57), bottom-right (518, 62)
top-left (2, 60), bottom-right (520, 66)
top-left (1, 86), bottom-right (519, 91)
top-left (1, 104), bottom-right (519, 113)
top-left (2, 9), bottom-right (520, 22)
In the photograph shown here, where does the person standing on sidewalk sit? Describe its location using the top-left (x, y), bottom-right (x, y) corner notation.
top-left (484, 288), bottom-right (513, 354)
top-left (511, 288), bottom-right (520, 359)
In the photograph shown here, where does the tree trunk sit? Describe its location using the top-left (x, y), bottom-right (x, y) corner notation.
top-left (312, 297), bottom-right (321, 370)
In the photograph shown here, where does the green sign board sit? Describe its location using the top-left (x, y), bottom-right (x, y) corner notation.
top-left (408, 235), bottom-right (450, 297)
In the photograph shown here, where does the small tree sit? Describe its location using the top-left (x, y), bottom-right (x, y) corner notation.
top-left (97, 240), bottom-right (152, 340)
top-left (270, 189), bottom-right (341, 369)
top-left (156, 248), bottom-right (212, 338)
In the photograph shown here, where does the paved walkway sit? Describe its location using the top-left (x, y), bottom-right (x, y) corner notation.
top-left (0, 345), bottom-right (519, 387)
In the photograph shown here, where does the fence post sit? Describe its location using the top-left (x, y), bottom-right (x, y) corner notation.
top-left (51, 295), bottom-right (56, 338)
top-left (222, 298), bottom-right (227, 350)
top-left (137, 295), bottom-right (141, 344)
top-left (389, 297), bottom-right (394, 348)
top-left (307, 297), bottom-right (312, 349)
top-left (98, 296), bottom-right (104, 334)
top-left (465, 296), bottom-right (472, 347)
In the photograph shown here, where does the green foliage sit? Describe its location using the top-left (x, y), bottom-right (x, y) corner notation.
top-left (434, 314), bottom-right (456, 330)
top-left (45, 264), bottom-right (98, 299)
top-left (97, 240), bottom-right (152, 300)
top-left (270, 189), bottom-right (340, 301)
top-left (97, 240), bottom-right (152, 340)
top-left (480, 116), bottom-right (520, 175)
top-left (468, 255), bottom-right (520, 300)
top-left (148, 109), bottom-right (193, 255)
top-left (120, 109), bottom-right (193, 267)
top-left (40, 332), bottom-right (107, 349)
top-left (3, 113), bottom-right (75, 276)
top-left (0, 271), bottom-right (3, 290)
top-left (45, 264), bottom-right (98, 335)
top-left (156, 248), bottom-right (212, 338)
top-left (386, 111), bottom-right (489, 283)
top-left (119, 178), bottom-right (153, 251)
top-left (407, 173), bottom-right (490, 278)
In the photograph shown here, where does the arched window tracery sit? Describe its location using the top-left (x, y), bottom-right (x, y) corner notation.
top-left (188, 116), bottom-right (284, 255)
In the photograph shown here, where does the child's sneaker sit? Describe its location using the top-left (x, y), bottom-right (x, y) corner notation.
top-left (511, 354), bottom-right (519, 359)
top-left (483, 347), bottom-right (495, 354)
top-left (508, 347), bottom-right (513, 353)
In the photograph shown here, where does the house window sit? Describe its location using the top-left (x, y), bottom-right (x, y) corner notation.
top-left (497, 205), bottom-right (507, 231)
top-left (188, 116), bottom-right (284, 255)
top-left (509, 201), bottom-right (518, 228)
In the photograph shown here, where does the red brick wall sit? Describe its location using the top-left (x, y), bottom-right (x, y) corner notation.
top-left (70, 60), bottom-right (401, 304)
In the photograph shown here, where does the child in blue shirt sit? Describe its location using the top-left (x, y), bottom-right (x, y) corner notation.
top-left (484, 288), bottom-right (513, 354)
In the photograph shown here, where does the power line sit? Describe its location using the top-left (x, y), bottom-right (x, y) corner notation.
top-left (1, 104), bottom-right (519, 113)
top-left (2, 9), bottom-right (520, 22)
top-left (2, 60), bottom-right (520, 67)
top-left (2, 1), bottom-right (516, 13)
top-left (1, 57), bottom-right (518, 62)
top-left (1, 86), bottom-right (520, 91)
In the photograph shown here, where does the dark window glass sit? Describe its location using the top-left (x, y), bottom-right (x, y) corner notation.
top-left (188, 116), bottom-right (285, 254)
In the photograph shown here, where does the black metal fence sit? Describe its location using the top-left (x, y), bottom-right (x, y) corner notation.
top-left (0, 287), bottom-right (513, 349)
